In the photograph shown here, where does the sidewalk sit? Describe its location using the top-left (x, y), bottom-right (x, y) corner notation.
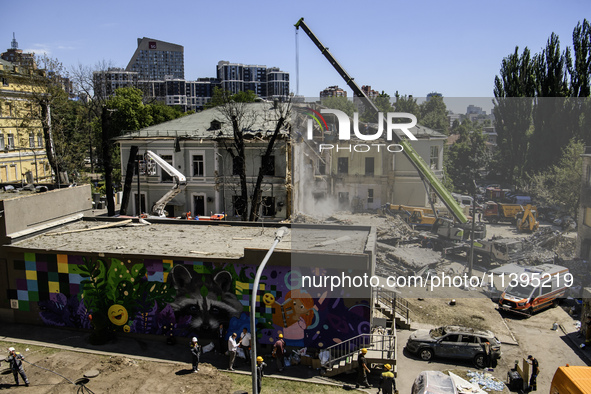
top-left (0, 323), bottom-right (357, 390)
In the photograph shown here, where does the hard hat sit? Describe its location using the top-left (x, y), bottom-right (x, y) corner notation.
top-left (278, 334), bottom-right (283, 338)
top-left (361, 348), bottom-right (368, 354)
top-left (257, 356), bottom-right (264, 362)
top-left (8, 347), bottom-right (15, 352)
top-left (384, 364), bottom-right (392, 371)
top-left (192, 337), bottom-right (198, 342)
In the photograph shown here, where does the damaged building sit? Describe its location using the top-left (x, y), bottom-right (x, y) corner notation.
top-left (0, 188), bottom-right (381, 356)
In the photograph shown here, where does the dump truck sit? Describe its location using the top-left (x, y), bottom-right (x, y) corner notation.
top-left (483, 202), bottom-right (524, 224)
top-left (383, 204), bottom-right (438, 229)
top-left (472, 238), bottom-right (528, 265)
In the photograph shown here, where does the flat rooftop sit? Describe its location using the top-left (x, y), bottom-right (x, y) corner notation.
top-left (9, 219), bottom-right (373, 259)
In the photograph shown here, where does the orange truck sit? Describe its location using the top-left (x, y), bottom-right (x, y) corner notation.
top-left (483, 202), bottom-right (524, 224)
top-left (550, 365), bottom-right (591, 394)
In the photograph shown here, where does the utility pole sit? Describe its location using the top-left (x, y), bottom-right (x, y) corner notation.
top-left (101, 107), bottom-right (115, 216)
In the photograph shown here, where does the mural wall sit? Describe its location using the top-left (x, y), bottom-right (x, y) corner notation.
top-left (6, 252), bottom-right (370, 348)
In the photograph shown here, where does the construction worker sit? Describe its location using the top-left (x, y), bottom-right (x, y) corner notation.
top-left (527, 355), bottom-right (539, 392)
top-left (273, 334), bottom-right (286, 372)
top-left (190, 337), bottom-right (201, 373)
top-left (256, 356), bottom-right (267, 393)
top-left (378, 364), bottom-right (396, 394)
top-left (5, 347), bottom-right (29, 387)
top-left (355, 348), bottom-right (370, 389)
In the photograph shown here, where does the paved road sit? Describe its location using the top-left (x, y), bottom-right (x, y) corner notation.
top-left (395, 305), bottom-right (590, 394)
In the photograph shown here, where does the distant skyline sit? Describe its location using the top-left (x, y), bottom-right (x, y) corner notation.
top-left (4, 0), bottom-right (590, 114)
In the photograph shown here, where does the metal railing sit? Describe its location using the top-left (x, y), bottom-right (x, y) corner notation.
top-left (373, 287), bottom-right (411, 325)
top-left (321, 333), bottom-right (396, 369)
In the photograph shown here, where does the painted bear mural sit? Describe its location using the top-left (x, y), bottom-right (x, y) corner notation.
top-left (168, 265), bottom-right (244, 335)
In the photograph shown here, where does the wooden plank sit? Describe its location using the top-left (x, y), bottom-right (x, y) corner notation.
top-left (45, 219), bottom-right (132, 236)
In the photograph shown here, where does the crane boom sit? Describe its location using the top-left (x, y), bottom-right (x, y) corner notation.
top-left (295, 17), bottom-right (468, 223)
top-left (146, 150), bottom-right (187, 217)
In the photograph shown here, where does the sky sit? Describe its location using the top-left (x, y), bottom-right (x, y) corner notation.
top-left (4, 0), bottom-right (590, 114)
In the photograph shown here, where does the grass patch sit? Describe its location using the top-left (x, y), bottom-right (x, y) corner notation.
top-left (226, 372), bottom-right (342, 393)
top-left (0, 340), bottom-right (61, 357)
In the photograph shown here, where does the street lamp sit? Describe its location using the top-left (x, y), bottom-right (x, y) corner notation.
top-left (250, 226), bottom-right (288, 394)
top-left (216, 152), bottom-right (226, 217)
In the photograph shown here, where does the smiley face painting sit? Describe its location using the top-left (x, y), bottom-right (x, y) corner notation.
top-left (108, 304), bottom-right (129, 326)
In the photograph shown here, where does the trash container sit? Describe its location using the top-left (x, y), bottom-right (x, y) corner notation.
top-left (507, 369), bottom-right (523, 391)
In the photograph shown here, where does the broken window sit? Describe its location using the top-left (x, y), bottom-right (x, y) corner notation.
top-left (337, 157), bottom-right (348, 174)
top-left (262, 155), bottom-right (275, 176)
top-left (430, 146), bottom-right (439, 170)
top-left (365, 157), bottom-right (374, 176)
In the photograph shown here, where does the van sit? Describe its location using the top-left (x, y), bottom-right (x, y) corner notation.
top-left (499, 264), bottom-right (570, 315)
top-left (550, 365), bottom-right (591, 394)
top-left (452, 193), bottom-right (473, 206)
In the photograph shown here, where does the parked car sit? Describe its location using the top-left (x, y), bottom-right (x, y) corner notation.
top-left (405, 325), bottom-right (501, 368)
top-left (411, 371), bottom-right (457, 394)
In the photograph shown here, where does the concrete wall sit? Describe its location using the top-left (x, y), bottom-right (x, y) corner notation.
top-left (0, 245), bottom-right (372, 350)
top-left (0, 185), bottom-right (92, 242)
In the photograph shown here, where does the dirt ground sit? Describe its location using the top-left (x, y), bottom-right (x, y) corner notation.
top-left (3, 211), bottom-right (584, 393)
top-left (0, 346), bottom-right (234, 393)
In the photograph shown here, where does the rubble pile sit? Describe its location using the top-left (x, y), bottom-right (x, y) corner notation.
top-left (466, 370), bottom-right (507, 392)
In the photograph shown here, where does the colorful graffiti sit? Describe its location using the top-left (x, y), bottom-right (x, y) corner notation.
top-left (8, 253), bottom-right (370, 348)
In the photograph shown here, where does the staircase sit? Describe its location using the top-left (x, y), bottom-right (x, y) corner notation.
top-left (320, 333), bottom-right (397, 377)
top-left (373, 287), bottom-right (411, 330)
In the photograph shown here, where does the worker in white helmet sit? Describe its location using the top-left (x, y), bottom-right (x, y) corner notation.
top-left (190, 337), bottom-right (201, 372)
top-left (5, 347), bottom-right (29, 387)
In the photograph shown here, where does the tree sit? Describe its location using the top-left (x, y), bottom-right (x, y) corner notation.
top-left (528, 34), bottom-right (572, 171)
top-left (13, 55), bottom-right (73, 183)
top-left (209, 88), bottom-right (291, 221)
top-left (444, 119), bottom-right (489, 193)
top-left (569, 19), bottom-right (591, 97)
top-left (529, 138), bottom-right (584, 217)
top-left (319, 96), bottom-right (356, 117)
top-left (394, 94), bottom-right (420, 116)
top-left (360, 91), bottom-right (393, 122)
top-left (493, 47), bottom-right (536, 185)
top-left (419, 95), bottom-right (448, 135)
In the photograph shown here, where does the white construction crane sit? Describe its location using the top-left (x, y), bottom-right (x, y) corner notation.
top-left (145, 150), bottom-right (187, 217)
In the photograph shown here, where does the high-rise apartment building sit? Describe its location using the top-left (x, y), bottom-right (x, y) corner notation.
top-left (93, 68), bottom-right (138, 98)
top-left (126, 38), bottom-right (184, 80)
top-left (217, 61), bottom-right (289, 99)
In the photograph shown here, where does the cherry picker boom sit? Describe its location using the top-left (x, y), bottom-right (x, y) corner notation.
top-left (295, 17), bottom-right (468, 224)
top-left (145, 150), bottom-right (187, 217)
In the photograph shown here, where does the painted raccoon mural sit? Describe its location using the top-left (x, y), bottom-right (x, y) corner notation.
top-left (168, 265), bottom-right (243, 333)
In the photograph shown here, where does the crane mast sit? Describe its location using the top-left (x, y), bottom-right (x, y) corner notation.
top-left (295, 17), bottom-right (468, 224)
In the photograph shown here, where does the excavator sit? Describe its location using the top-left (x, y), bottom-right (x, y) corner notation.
top-left (515, 204), bottom-right (539, 233)
top-left (295, 18), bottom-right (485, 243)
top-left (145, 150), bottom-right (187, 217)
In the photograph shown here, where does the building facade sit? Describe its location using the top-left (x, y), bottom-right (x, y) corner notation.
top-left (126, 38), bottom-right (184, 81)
top-left (93, 68), bottom-right (139, 98)
top-left (292, 104), bottom-right (447, 216)
top-left (578, 147), bottom-right (591, 261)
top-left (116, 102), bottom-right (290, 220)
top-left (217, 61), bottom-right (289, 100)
top-left (0, 59), bottom-right (48, 183)
top-left (320, 85), bottom-right (347, 98)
